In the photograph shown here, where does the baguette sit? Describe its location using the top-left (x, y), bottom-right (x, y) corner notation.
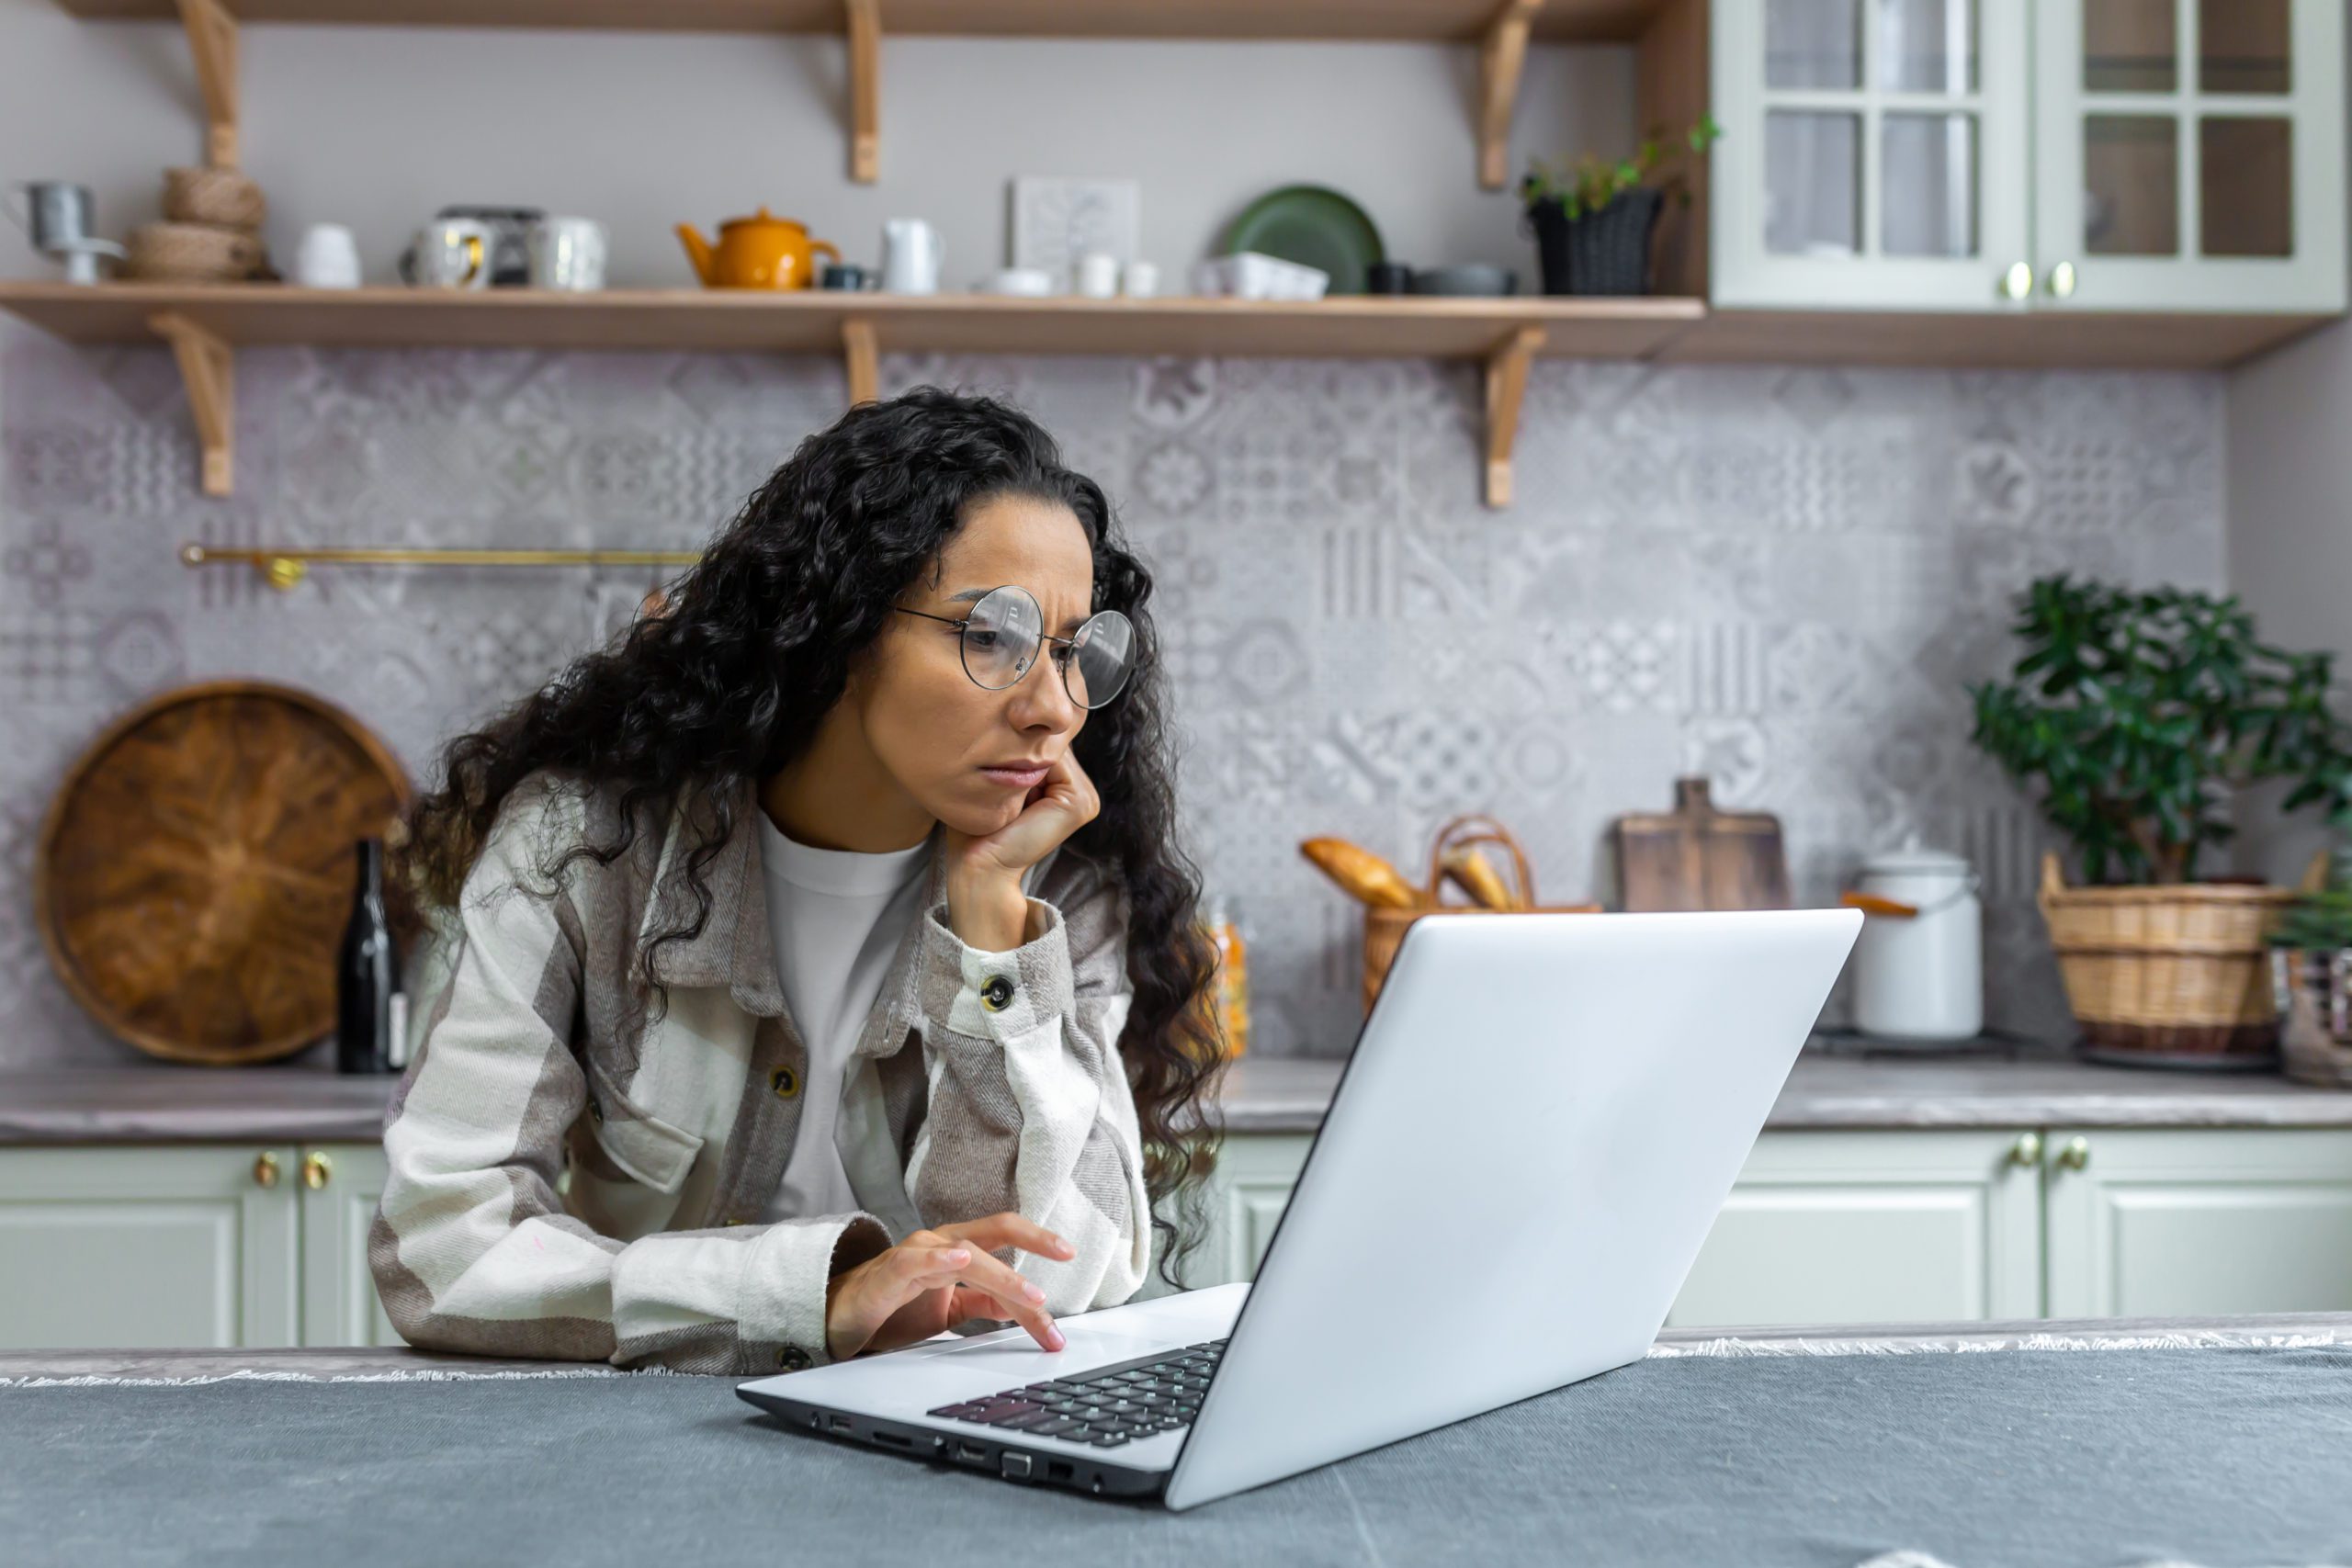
top-left (1440, 845), bottom-right (1518, 910)
top-left (1298, 837), bottom-right (1422, 909)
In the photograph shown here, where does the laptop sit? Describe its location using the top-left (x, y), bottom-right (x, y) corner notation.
top-left (738, 904), bottom-right (1862, 1509)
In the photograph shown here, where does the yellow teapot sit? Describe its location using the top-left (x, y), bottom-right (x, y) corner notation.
top-left (676, 207), bottom-right (841, 289)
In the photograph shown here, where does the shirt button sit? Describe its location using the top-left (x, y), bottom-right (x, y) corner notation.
top-left (775, 1346), bottom-right (811, 1371)
top-left (771, 1066), bottom-right (799, 1100)
top-left (979, 974), bottom-right (1015, 1012)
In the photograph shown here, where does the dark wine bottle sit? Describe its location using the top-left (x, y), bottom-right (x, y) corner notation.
top-left (336, 837), bottom-right (403, 1075)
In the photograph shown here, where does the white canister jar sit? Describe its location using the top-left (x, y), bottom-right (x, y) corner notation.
top-left (1850, 840), bottom-right (1984, 1041)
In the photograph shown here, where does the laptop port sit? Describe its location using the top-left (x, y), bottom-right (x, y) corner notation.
top-left (1001, 1453), bottom-right (1033, 1480)
top-left (956, 1442), bottom-right (989, 1466)
top-left (828, 1416), bottom-right (854, 1433)
top-left (1046, 1461), bottom-right (1074, 1483)
top-left (871, 1429), bottom-right (912, 1450)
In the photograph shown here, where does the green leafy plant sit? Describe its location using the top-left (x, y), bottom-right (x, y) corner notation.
top-left (1520, 115), bottom-right (1722, 221)
top-left (2272, 842), bottom-right (2352, 952)
top-left (1967, 573), bottom-right (2352, 886)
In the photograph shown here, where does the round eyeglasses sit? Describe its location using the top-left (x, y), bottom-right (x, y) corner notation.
top-left (893, 585), bottom-right (1137, 710)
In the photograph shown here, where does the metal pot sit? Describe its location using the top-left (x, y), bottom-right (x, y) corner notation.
top-left (1846, 839), bottom-right (1983, 1042)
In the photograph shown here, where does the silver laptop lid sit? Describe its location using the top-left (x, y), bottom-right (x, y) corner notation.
top-left (1164, 907), bottom-right (1861, 1510)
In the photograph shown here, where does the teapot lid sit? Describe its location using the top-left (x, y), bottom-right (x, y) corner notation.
top-left (1861, 831), bottom-right (1971, 875)
top-left (722, 206), bottom-right (801, 230)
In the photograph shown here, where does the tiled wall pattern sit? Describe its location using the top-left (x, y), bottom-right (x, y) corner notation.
top-left (0, 323), bottom-right (2225, 1067)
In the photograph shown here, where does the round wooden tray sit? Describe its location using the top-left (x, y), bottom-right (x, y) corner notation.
top-left (35, 681), bottom-right (411, 1065)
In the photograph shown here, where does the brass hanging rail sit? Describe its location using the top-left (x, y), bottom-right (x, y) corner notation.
top-left (179, 542), bottom-right (702, 591)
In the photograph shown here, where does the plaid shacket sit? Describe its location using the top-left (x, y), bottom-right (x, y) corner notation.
top-left (368, 771), bottom-right (1148, 1375)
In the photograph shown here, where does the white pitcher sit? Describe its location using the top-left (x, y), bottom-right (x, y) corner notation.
top-left (1849, 838), bottom-right (1984, 1042)
top-left (880, 218), bottom-right (942, 294)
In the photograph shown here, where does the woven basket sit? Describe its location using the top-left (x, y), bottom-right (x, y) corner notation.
top-left (2036, 850), bottom-right (2299, 1063)
top-left (1361, 813), bottom-right (1601, 1015)
top-left (163, 165), bottom-right (266, 229)
top-left (124, 220), bottom-right (262, 282)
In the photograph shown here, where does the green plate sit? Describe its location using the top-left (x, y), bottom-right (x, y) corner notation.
top-left (1223, 186), bottom-right (1385, 296)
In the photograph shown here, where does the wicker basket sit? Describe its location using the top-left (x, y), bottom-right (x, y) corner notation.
top-left (1361, 813), bottom-right (1601, 1015)
top-left (2036, 850), bottom-right (2300, 1064)
top-left (163, 165), bottom-right (266, 229)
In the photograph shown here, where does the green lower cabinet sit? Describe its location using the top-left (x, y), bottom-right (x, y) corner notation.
top-left (2042, 1127), bottom-right (2352, 1318)
top-left (0, 1141), bottom-right (396, 1351)
top-left (1188, 1125), bottom-right (2352, 1327)
top-left (0, 1144), bottom-right (300, 1350)
top-left (300, 1142), bottom-right (400, 1348)
top-left (1666, 1130), bottom-right (2045, 1328)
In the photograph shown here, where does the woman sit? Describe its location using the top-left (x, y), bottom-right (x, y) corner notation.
top-left (371, 387), bottom-right (1224, 1376)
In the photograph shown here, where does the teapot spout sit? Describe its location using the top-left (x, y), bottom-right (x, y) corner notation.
top-left (675, 223), bottom-right (715, 286)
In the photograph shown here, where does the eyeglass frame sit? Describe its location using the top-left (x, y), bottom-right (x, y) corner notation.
top-left (890, 585), bottom-right (1136, 709)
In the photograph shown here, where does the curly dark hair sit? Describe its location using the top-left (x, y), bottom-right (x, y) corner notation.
top-left (396, 385), bottom-right (1227, 1287)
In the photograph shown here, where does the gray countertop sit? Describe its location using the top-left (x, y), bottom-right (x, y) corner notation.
top-left (7, 1042), bottom-right (2352, 1146)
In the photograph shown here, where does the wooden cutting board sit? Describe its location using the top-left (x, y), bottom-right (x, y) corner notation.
top-left (1612, 776), bottom-right (1792, 912)
top-left (35, 681), bottom-right (410, 1065)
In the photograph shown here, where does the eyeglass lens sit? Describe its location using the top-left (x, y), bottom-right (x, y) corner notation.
top-left (962, 585), bottom-right (1136, 709)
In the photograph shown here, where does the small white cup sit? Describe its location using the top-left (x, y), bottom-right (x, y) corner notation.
top-left (294, 222), bottom-right (362, 289)
top-left (1073, 251), bottom-right (1120, 299)
top-left (528, 216), bottom-right (607, 291)
top-left (1121, 259), bottom-right (1159, 299)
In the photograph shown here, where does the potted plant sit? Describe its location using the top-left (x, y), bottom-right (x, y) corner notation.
top-left (1967, 573), bottom-right (2352, 1068)
top-left (2268, 840), bottom-right (2352, 1086)
top-left (1519, 115), bottom-right (1719, 297)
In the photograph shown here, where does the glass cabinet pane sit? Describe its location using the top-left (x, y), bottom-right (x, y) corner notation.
top-left (1883, 114), bottom-right (1980, 255)
top-left (2085, 115), bottom-right (2180, 254)
top-left (1767, 112), bottom-right (1861, 254)
top-left (1878, 0), bottom-right (1978, 92)
top-left (2085, 0), bottom-right (2177, 93)
top-left (2201, 118), bottom-right (2293, 255)
top-left (1768, 0), bottom-right (1861, 88)
top-left (2199, 0), bottom-right (2290, 94)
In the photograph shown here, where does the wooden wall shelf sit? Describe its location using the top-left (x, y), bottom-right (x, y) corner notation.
top-left (0, 284), bottom-right (2324, 503)
top-left (0, 282), bottom-right (1701, 506)
top-left (54, 0), bottom-right (1672, 188)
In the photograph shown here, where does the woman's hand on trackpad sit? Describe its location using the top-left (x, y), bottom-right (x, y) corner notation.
top-left (824, 1212), bottom-right (1077, 1360)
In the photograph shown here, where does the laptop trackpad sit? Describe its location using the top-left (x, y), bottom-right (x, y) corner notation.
top-left (929, 1324), bottom-right (1169, 1372)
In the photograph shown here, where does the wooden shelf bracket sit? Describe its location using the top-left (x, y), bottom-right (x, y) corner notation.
top-left (841, 316), bottom-right (878, 405)
top-left (1482, 324), bottom-right (1543, 508)
top-left (845, 0), bottom-right (880, 183)
top-left (149, 310), bottom-right (234, 497)
top-left (1477, 0), bottom-right (1542, 190)
top-left (174, 0), bottom-right (240, 168)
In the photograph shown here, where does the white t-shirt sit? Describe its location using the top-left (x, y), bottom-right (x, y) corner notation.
top-left (756, 813), bottom-right (934, 1225)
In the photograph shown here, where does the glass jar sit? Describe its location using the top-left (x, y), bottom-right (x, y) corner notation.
top-left (1201, 891), bottom-right (1250, 1059)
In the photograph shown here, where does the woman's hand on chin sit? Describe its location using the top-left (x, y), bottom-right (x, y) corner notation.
top-left (823, 1212), bottom-right (1078, 1360)
top-left (944, 748), bottom-right (1100, 886)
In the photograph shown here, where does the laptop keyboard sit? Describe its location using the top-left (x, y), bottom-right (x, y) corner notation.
top-left (924, 1337), bottom-right (1227, 1449)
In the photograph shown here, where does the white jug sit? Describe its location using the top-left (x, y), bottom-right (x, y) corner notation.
top-left (1849, 838), bottom-right (1984, 1042)
top-left (880, 217), bottom-right (942, 294)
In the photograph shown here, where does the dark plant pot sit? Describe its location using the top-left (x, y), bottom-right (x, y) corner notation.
top-left (1524, 187), bottom-right (1664, 297)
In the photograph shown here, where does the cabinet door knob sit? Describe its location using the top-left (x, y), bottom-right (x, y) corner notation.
top-left (253, 1152), bottom-right (281, 1188)
top-left (2008, 1132), bottom-right (2043, 1167)
top-left (2055, 1135), bottom-right (2091, 1171)
top-left (301, 1151), bottom-right (334, 1190)
top-left (2047, 260), bottom-right (2078, 299)
top-left (1999, 261), bottom-right (2035, 301)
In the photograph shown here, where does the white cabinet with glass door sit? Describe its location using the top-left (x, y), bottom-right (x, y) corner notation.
top-left (2037, 0), bottom-right (2345, 310)
top-left (1712, 0), bottom-right (2344, 314)
top-left (1714, 0), bottom-right (2033, 309)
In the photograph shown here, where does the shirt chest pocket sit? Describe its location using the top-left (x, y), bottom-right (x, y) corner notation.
top-left (581, 1061), bottom-right (707, 1197)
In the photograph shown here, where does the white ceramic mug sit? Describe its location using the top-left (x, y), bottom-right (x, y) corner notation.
top-left (294, 222), bottom-right (362, 288)
top-left (1073, 251), bottom-right (1119, 299)
top-left (398, 218), bottom-right (493, 289)
top-left (880, 217), bottom-right (942, 294)
top-left (982, 266), bottom-right (1055, 297)
top-left (528, 216), bottom-right (607, 291)
top-left (1121, 259), bottom-right (1159, 298)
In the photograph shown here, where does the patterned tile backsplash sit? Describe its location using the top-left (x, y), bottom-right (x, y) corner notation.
top-left (0, 322), bottom-right (2225, 1067)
